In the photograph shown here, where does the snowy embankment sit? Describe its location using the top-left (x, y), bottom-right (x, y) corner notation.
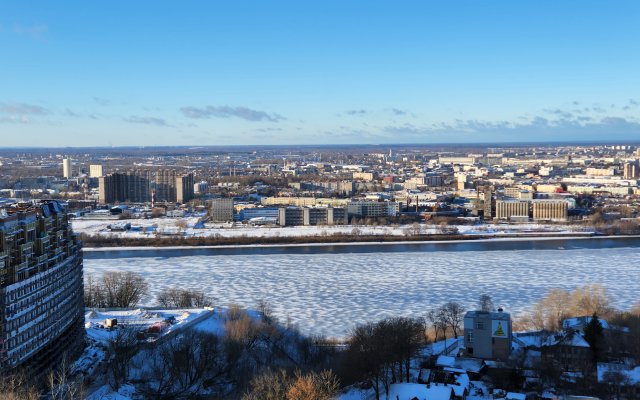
top-left (72, 216), bottom-right (593, 242)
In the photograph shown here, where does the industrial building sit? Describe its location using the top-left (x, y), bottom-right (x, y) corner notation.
top-left (463, 309), bottom-right (512, 360)
top-left (0, 201), bottom-right (84, 376)
top-left (277, 207), bottom-right (348, 226)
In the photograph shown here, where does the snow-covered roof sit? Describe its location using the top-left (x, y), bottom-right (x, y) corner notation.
top-left (435, 355), bottom-right (484, 373)
top-left (597, 363), bottom-right (640, 385)
top-left (563, 316), bottom-right (610, 330)
top-left (543, 332), bottom-right (590, 348)
top-left (387, 383), bottom-right (453, 400)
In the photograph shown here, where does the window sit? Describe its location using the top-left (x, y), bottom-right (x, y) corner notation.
top-left (476, 322), bottom-right (484, 330)
top-left (467, 332), bottom-right (473, 343)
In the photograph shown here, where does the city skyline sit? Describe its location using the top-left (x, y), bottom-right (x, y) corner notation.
top-left (1, 1), bottom-right (639, 146)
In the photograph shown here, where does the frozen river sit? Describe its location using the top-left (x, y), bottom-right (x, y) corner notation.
top-left (84, 237), bottom-right (640, 337)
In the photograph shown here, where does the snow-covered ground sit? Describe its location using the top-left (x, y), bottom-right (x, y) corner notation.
top-left (72, 217), bottom-right (591, 239)
top-left (84, 244), bottom-right (640, 338)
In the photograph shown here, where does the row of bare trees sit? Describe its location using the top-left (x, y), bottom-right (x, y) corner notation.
top-left (516, 284), bottom-right (615, 331)
top-left (156, 287), bottom-right (214, 308)
top-left (85, 271), bottom-right (214, 309)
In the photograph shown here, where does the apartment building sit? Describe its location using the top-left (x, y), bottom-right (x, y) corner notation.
top-left (99, 170), bottom-right (194, 204)
top-left (0, 201), bottom-right (84, 376)
top-left (99, 171), bottom-right (151, 204)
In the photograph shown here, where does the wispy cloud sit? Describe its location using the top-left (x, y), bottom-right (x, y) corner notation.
top-left (380, 114), bottom-right (640, 141)
top-left (344, 109), bottom-right (368, 116)
top-left (93, 97), bottom-right (111, 106)
top-left (0, 102), bottom-right (49, 116)
top-left (389, 108), bottom-right (408, 116)
top-left (180, 105), bottom-right (285, 122)
top-left (13, 23), bottom-right (48, 39)
top-left (123, 115), bottom-right (170, 127)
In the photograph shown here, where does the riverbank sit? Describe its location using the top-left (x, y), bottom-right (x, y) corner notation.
top-left (79, 230), bottom-right (603, 249)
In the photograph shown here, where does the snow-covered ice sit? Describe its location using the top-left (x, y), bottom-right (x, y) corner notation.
top-left (84, 244), bottom-right (640, 338)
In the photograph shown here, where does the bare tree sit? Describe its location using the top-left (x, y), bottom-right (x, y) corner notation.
top-left (48, 355), bottom-right (86, 400)
top-left (478, 294), bottom-right (494, 312)
top-left (0, 372), bottom-right (39, 400)
top-left (286, 370), bottom-right (340, 400)
top-left (106, 327), bottom-right (138, 390)
top-left (441, 302), bottom-right (465, 338)
top-left (102, 271), bottom-right (149, 308)
top-left (139, 330), bottom-right (225, 399)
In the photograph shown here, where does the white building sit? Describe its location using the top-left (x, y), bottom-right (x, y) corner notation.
top-left (63, 158), bottom-right (73, 178)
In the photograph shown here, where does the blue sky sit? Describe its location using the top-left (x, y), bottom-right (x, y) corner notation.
top-left (1, 1), bottom-right (639, 147)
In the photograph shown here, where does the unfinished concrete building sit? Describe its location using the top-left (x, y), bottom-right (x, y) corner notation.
top-left (0, 201), bottom-right (84, 376)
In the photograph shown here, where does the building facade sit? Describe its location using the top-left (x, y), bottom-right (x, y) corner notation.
top-left (89, 164), bottom-right (104, 178)
top-left (99, 171), bottom-right (151, 204)
top-left (463, 310), bottom-right (512, 360)
top-left (98, 170), bottom-right (194, 204)
top-left (495, 200), bottom-right (529, 221)
top-left (210, 198), bottom-right (235, 222)
top-left (62, 158), bottom-right (72, 179)
top-left (347, 201), bottom-right (396, 218)
top-left (0, 201), bottom-right (84, 376)
top-left (277, 207), bottom-right (348, 226)
top-left (532, 200), bottom-right (568, 221)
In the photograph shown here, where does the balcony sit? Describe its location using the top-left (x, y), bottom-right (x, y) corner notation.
top-left (15, 261), bottom-right (28, 272)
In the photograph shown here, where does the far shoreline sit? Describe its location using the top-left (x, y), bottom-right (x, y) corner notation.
top-left (80, 232), bottom-right (640, 252)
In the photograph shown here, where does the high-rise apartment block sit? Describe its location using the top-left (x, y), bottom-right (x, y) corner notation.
top-left (99, 171), bottom-right (151, 204)
top-left (89, 164), bottom-right (104, 178)
top-left (62, 158), bottom-right (73, 179)
top-left (623, 161), bottom-right (639, 179)
top-left (0, 201), bottom-right (84, 374)
top-left (98, 170), bottom-right (194, 204)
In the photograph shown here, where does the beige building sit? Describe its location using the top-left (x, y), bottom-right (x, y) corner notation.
top-left (62, 158), bottom-right (72, 178)
top-left (495, 200), bottom-right (529, 221)
top-left (623, 161), bottom-right (639, 179)
top-left (352, 171), bottom-right (376, 181)
top-left (89, 164), bottom-right (104, 178)
top-left (532, 200), bottom-right (568, 221)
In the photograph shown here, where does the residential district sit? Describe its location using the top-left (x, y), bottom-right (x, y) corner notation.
top-left (0, 144), bottom-right (639, 399)
top-left (2, 143), bottom-right (640, 240)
